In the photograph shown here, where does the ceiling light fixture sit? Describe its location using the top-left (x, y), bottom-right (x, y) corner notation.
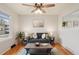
top-left (34, 9), bottom-right (43, 14)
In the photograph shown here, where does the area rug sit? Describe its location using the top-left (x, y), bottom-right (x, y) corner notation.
top-left (16, 48), bottom-right (64, 55)
top-left (16, 48), bottom-right (27, 55)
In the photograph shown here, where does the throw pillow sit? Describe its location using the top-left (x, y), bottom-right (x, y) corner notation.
top-left (33, 33), bottom-right (37, 39)
top-left (42, 34), bottom-right (46, 39)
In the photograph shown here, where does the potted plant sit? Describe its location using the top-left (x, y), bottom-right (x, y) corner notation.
top-left (16, 32), bottom-right (25, 44)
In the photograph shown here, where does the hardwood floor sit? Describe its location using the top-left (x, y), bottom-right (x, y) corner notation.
top-left (3, 44), bottom-right (24, 55)
top-left (3, 43), bottom-right (73, 55)
top-left (54, 43), bottom-right (73, 55)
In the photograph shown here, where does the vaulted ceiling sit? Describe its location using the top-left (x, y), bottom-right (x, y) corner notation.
top-left (3, 3), bottom-right (79, 16)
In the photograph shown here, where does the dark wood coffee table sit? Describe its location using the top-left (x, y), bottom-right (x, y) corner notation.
top-left (25, 43), bottom-right (53, 55)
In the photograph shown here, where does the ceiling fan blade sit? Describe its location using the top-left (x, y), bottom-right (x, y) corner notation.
top-left (42, 4), bottom-right (55, 8)
top-left (22, 4), bottom-right (35, 7)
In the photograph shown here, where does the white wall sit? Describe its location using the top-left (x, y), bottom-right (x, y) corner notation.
top-left (19, 15), bottom-right (59, 42)
top-left (58, 11), bottom-right (79, 54)
top-left (0, 4), bottom-right (19, 54)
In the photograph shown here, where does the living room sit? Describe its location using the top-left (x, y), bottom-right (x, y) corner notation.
top-left (0, 3), bottom-right (79, 55)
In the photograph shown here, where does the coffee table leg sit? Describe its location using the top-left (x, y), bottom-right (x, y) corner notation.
top-left (26, 48), bottom-right (29, 55)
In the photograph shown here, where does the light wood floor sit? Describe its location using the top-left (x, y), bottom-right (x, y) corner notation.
top-left (55, 43), bottom-right (73, 55)
top-left (3, 43), bottom-right (73, 55)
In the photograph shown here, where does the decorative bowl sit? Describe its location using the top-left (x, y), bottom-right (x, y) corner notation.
top-left (35, 42), bottom-right (40, 46)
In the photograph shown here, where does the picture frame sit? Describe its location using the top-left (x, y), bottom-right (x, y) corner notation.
top-left (73, 20), bottom-right (79, 27)
top-left (62, 21), bottom-right (68, 27)
top-left (33, 20), bottom-right (44, 28)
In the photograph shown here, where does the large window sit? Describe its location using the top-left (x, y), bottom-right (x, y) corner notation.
top-left (0, 11), bottom-right (10, 36)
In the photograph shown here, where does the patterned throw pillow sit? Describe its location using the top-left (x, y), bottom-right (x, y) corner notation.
top-left (33, 33), bottom-right (37, 39)
top-left (42, 34), bottom-right (46, 39)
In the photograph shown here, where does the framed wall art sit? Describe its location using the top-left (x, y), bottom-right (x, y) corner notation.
top-left (33, 20), bottom-right (44, 28)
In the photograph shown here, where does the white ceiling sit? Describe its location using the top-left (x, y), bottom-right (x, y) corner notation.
top-left (3, 3), bottom-right (79, 15)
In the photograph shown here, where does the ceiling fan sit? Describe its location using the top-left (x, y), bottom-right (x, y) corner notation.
top-left (22, 3), bottom-right (55, 14)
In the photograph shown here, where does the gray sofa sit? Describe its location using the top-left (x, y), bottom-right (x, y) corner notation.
top-left (27, 33), bottom-right (51, 43)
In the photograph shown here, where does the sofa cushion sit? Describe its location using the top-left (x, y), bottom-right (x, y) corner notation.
top-left (28, 38), bottom-right (51, 43)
